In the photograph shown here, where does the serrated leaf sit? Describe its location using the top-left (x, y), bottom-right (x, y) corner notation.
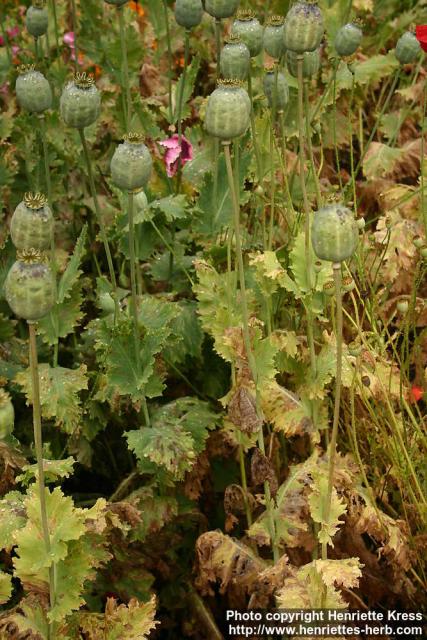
top-left (363, 142), bottom-right (404, 180)
top-left (58, 225), bottom-right (88, 303)
top-left (290, 229), bottom-right (331, 296)
top-left (0, 570), bottom-right (12, 604)
top-left (0, 491), bottom-right (27, 550)
top-left (128, 487), bottom-right (178, 542)
top-left (354, 52), bottom-right (399, 86)
top-left (38, 287), bottom-right (84, 345)
top-left (311, 558), bottom-right (363, 589)
top-left (78, 596), bottom-right (158, 640)
top-left (148, 195), bottom-right (188, 221)
top-left (12, 602), bottom-right (49, 640)
top-left (194, 150), bottom-right (251, 234)
top-left (308, 473), bottom-right (347, 546)
top-left (163, 300), bottom-right (203, 363)
top-left (172, 54), bottom-right (200, 124)
top-left (15, 364), bottom-right (88, 434)
top-left (16, 457), bottom-right (75, 486)
top-left (261, 381), bottom-right (313, 438)
top-left (126, 397), bottom-right (216, 480)
top-left (14, 486), bottom-right (86, 585)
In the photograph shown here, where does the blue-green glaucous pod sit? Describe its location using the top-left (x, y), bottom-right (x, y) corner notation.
top-left (175, 0), bottom-right (203, 28)
top-left (263, 66), bottom-right (289, 111)
top-left (60, 72), bottom-right (101, 129)
top-left (5, 249), bottom-right (55, 322)
top-left (16, 65), bottom-right (52, 114)
top-left (264, 15), bottom-right (286, 60)
top-left (220, 34), bottom-right (250, 80)
top-left (26, 0), bottom-right (48, 37)
top-left (283, 0), bottom-right (324, 54)
top-left (10, 192), bottom-right (53, 251)
top-left (205, 78), bottom-right (251, 140)
top-left (395, 30), bottom-right (421, 64)
top-left (334, 20), bottom-right (363, 57)
top-left (204, 0), bottom-right (240, 19)
top-left (287, 48), bottom-right (320, 78)
top-left (111, 133), bottom-right (153, 191)
top-left (231, 9), bottom-right (263, 57)
top-left (311, 204), bottom-right (358, 263)
top-left (0, 390), bottom-right (14, 440)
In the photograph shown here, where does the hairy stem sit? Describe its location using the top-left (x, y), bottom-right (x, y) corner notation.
top-left (248, 64), bottom-right (263, 183)
top-left (78, 128), bottom-right (119, 320)
top-left (70, 0), bottom-right (79, 72)
top-left (304, 80), bottom-right (322, 207)
top-left (50, 0), bottom-right (59, 52)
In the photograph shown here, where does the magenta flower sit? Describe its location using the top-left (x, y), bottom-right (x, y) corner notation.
top-left (0, 25), bottom-right (20, 46)
top-left (158, 134), bottom-right (193, 177)
top-left (64, 31), bottom-right (80, 62)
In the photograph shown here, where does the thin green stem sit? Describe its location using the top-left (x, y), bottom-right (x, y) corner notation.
top-left (162, 0), bottom-right (173, 122)
top-left (28, 323), bottom-right (55, 639)
top-left (223, 142), bottom-right (278, 563)
top-left (297, 57), bottom-right (311, 287)
top-left (248, 64), bottom-right (262, 183)
top-left (150, 219), bottom-right (194, 286)
top-left (50, 0), bottom-right (59, 53)
top-left (78, 128), bottom-right (119, 319)
top-left (332, 59), bottom-right (343, 191)
top-left (119, 5), bottom-right (132, 131)
top-left (344, 69), bottom-right (400, 201)
top-left (35, 36), bottom-right (40, 62)
top-left (215, 18), bottom-right (222, 80)
top-left (177, 30), bottom-right (190, 143)
top-left (321, 264), bottom-right (343, 563)
top-left (0, 14), bottom-right (12, 63)
top-left (304, 80), bottom-right (322, 207)
top-left (421, 81), bottom-right (427, 237)
top-left (70, 0), bottom-right (79, 73)
top-left (213, 19), bottom-right (222, 219)
top-left (267, 67), bottom-right (279, 251)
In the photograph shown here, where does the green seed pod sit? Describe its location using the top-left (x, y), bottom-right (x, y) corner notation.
top-left (264, 15), bottom-right (286, 60)
top-left (412, 235), bottom-right (424, 249)
top-left (348, 341), bottom-right (362, 357)
top-left (0, 390), bottom-right (14, 440)
top-left (420, 246), bottom-right (427, 259)
top-left (204, 79), bottom-right (251, 140)
top-left (263, 67), bottom-right (289, 111)
top-left (231, 9), bottom-right (263, 57)
top-left (15, 64), bottom-right (52, 114)
top-left (334, 21), bottom-right (363, 57)
top-left (356, 217), bottom-right (365, 230)
top-left (220, 35), bottom-right (250, 80)
top-left (104, 0), bottom-right (129, 5)
top-left (26, 0), bottom-right (48, 38)
top-left (323, 280), bottom-right (335, 297)
top-left (287, 48), bottom-right (320, 78)
top-left (395, 30), bottom-right (421, 65)
top-left (5, 250), bottom-right (55, 322)
top-left (60, 73), bottom-right (101, 129)
top-left (397, 299), bottom-right (409, 313)
top-left (283, 0), bottom-right (324, 54)
top-left (342, 275), bottom-right (355, 292)
top-left (10, 193), bottom-right (53, 252)
top-left (312, 204), bottom-right (358, 263)
top-left (204, 0), bottom-right (240, 19)
top-left (111, 133), bottom-right (152, 191)
top-left (175, 0), bottom-right (203, 28)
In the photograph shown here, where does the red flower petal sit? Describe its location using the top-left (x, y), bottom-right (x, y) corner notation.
top-left (416, 25), bottom-right (427, 52)
top-left (409, 385), bottom-right (424, 403)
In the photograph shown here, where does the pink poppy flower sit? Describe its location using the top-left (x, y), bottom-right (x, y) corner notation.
top-left (158, 134), bottom-right (193, 177)
top-left (416, 25), bottom-right (427, 52)
top-left (7, 26), bottom-right (20, 39)
top-left (64, 31), bottom-right (75, 47)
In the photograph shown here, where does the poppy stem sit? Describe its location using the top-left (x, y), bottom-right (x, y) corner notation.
top-left (162, 0), bottom-right (173, 122)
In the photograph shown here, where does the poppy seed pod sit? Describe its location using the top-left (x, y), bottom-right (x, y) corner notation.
top-left (10, 192), bottom-right (53, 251)
top-left (204, 0), bottom-right (240, 19)
top-left (104, 0), bottom-right (129, 5)
top-left (175, 0), bottom-right (204, 29)
top-left (60, 73), bottom-right (101, 129)
top-left (263, 15), bottom-right (286, 60)
top-left (231, 10), bottom-right (263, 57)
top-left (334, 21), bottom-right (363, 57)
top-left (0, 390), bottom-right (14, 440)
top-left (15, 65), bottom-right (52, 114)
top-left (395, 30), bottom-right (421, 64)
top-left (287, 48), bottom-right (320, 78)
top-left (311, 204), bottom-right (359, 263)
top-left (111, 133), bottom-right (153, 191)
top-left (26, 0), bottom-right (48, 37)
top-left (283, 0), bottom-right (324, 54)
top-left (220, 35), bottom-right (250, 80)
top-left (5, 250), bottom-right (55, 322)
top-left (263, 68), bottom-right (289, 111)
top-left (205, 79), bottom-right (251, 140)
